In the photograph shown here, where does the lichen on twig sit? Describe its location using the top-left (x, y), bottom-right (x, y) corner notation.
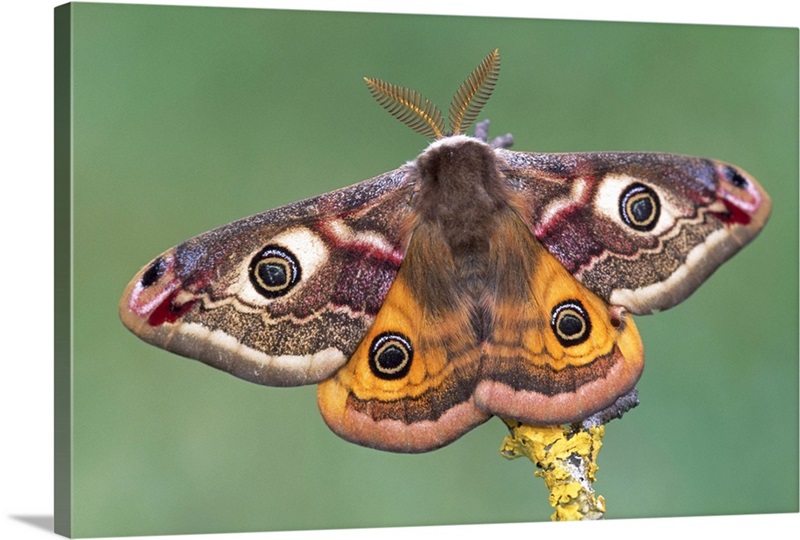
top-left (500, 389), bottom-right (639, 521)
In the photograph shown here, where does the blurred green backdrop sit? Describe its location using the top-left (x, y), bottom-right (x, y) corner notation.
top-left (64, 3), bottom-right (798, 537)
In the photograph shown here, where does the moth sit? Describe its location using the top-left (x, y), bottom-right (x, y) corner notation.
top-left (120, 50), bottom-right (770, 453)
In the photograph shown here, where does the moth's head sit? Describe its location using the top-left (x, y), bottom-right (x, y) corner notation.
top-left (418, 135), bottom-right (498, 180)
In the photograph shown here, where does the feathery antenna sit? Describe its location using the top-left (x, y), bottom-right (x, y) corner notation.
top-left (449, 48), bottom-right (501, 136)
top-left (363, 78), bottom-right (445, 140)
top-left (365, 49), bottom-right (501, 139)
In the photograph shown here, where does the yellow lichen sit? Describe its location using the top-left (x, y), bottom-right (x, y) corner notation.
top-left (500, 421), bottom-right (606, 521)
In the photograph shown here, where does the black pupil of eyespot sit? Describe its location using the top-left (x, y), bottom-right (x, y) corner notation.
top-left (258, 260), bottom-right (288, 287)
top-left (141, 257), bottom-right (165, 287)
top-left (558, 313), bottom-right (583, 337)
top-left (377, 345), bottom-right (405, 370)
top-left (630, 196), bottom-right (653, 223)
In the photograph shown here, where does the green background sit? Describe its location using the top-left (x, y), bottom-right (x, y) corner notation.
top-left (64, 3), bottom-right (798, 537)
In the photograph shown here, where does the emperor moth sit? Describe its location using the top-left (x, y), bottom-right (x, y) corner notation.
top-left (120, 49), bottom-right (770, 452)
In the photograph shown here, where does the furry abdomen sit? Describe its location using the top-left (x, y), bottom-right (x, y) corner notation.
top-left (408, 136), bottom-right (524, 337)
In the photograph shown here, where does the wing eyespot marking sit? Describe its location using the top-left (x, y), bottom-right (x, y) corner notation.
top-left (550, 300), bottom-right (592, 347)
top-left (619, 182), bottom-right (661, 232)
top-left (248, 245), bottom-right (301, 298)
top-left (231, 227), bottom-right (329, 306)
top-left (369, 332), bottom-right (413, 380)
top-left (593, 174), bottom-right (677, 238)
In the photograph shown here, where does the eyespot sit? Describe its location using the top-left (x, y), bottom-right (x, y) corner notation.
top-left (619, 183), bottom-right (660, 232)
top-left (369, 332), bottom-right (413, 380)
top-left (550, 300), bottom-right (592, 347)
top-left (248, 245), bottom-right (301, 298)
top-left (140, 257), bottom-right (166, 287)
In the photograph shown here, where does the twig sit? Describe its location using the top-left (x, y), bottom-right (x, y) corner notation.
top-left (501, 421), bottom-right (606, 520)
top-left (499, 389), bottom-right (639, 520)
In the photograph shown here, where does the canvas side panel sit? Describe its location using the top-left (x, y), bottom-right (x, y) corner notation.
top-left (54, 3), bottom-right (73, 537)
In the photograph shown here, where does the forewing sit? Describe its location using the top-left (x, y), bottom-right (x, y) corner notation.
top-left (119, 167), bottom-right (416, 386)
top-left (497, 149), bottom-right (771, 314)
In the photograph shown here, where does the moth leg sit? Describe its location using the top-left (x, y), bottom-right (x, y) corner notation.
top-left (579, 387), bottom-right (640, 429)
top-left (473, 119), bottom-right (514, 149)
